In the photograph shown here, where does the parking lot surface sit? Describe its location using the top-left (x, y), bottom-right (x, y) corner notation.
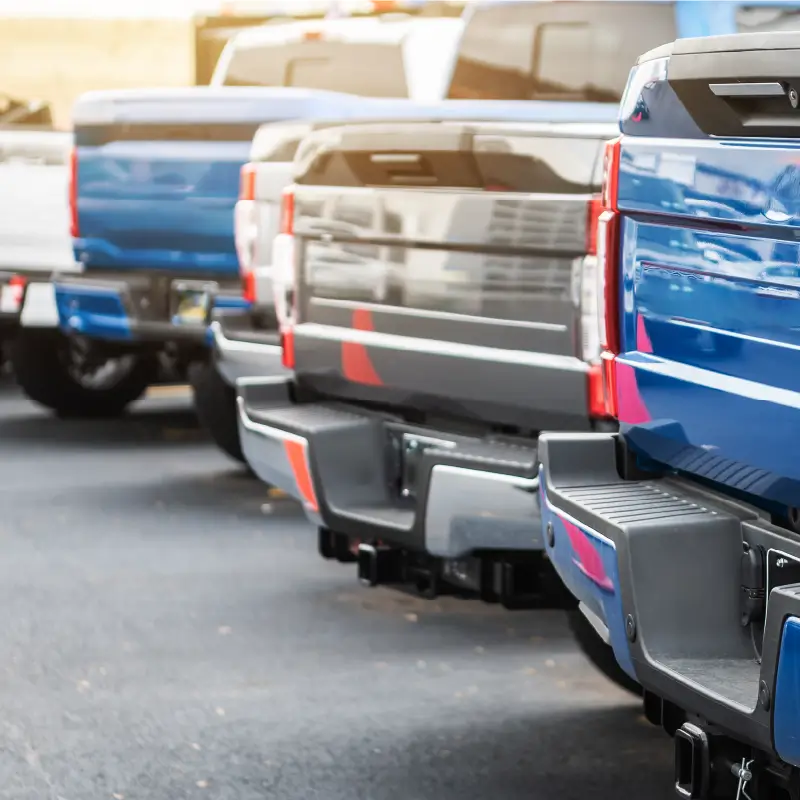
top-left (0, 378), bottom-right (674, 800)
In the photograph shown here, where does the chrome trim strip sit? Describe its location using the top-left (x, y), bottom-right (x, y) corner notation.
top-left (295, 322), bottom-right (587, 372)
top-left (309, 297), bottom-right (568, 332)
top-left (709, 82), bottom-right (785, 98)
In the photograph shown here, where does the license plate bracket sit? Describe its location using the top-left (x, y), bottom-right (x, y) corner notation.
top-left (398, 432), bottom-right (456, 500)
top-left (171, 280), bottom-right (217, 326)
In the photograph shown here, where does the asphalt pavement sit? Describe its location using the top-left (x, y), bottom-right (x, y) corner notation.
top-left (0, 378), bottom-right (674, 800)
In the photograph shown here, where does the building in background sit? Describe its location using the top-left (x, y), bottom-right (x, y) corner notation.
top-left (0, 0), bottom-right (465, 128)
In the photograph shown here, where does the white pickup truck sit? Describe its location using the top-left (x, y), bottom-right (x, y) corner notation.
top-left (0, 94), bottom-right (80, 373)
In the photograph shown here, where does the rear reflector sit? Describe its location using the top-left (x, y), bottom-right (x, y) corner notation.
top-left (283, 439), bottom-right (318, 512)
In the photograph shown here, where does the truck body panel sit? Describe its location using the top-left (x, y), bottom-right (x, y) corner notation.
top-left (290, 121), bottom-right (615, 430)
top-left (0, 128), bottom-right (76, 276)
top-left (72, 88), bottom-right (376, 278)
top-left (538, 28), bottom-right (800, 787)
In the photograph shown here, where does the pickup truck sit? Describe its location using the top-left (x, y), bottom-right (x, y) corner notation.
top-left (539, 30), bottom-right (800, 800)
top-left (234, 0), bottom-right (718, 619)
top-left (232, 1), bottom-right (800, 605)
top-left (8, 13), bottom-right (464, 439)
top-left (0, 94), bottom-right (80, 372)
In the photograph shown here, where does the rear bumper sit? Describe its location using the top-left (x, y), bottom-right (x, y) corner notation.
top-left (52, 273), bottom-right (248, 346)
top-left (237, 376), bottom-right (542, 558)
top-left (210, 312), bottom-right (285, 386)
top-left (539, 431), bottom-right (800, 765)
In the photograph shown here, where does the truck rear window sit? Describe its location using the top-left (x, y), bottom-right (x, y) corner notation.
top-left (222, 41), bottom-right (408, 97)
top-left (447, 1), bottom-right (677, 102)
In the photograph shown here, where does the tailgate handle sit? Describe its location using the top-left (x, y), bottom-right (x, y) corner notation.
top-left (368, 152), bottom-right (436, 186)
top-left (709, 82), bottom-right (787, 99)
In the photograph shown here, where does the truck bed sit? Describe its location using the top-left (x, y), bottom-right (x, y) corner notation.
top-left (290, 119), bottom-right (618, 432)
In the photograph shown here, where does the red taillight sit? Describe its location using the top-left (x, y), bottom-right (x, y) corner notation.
top-left (581, 137), bottom-right (621, 420)
top-left (602, 137), bottom-right (621, 212)
top-left (239, 163), bottom-right (256, 201)
top-left (594, 137), bottom-right (622, 420)
top-left (0, 274), bottom-right (27, 315)
top-left (586, 195), bottom-right (603, 256)
top-left (281, 328), bottom-right (295, 370)
top-left (597, 137), bottom-right (621, 356)
top-left (69, 147), bottom-right (79, 238)
top-left (242, 270), bottom-right (256, 304)
top-left (280, 188), bottom-right (295, 235)
top-left (276, 188), bottom-right (298, 369)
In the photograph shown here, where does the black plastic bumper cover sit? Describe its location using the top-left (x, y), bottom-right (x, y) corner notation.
top-left (237, 376), bottom-right (542, 558)
top-left (539, 431), bottom-right (800, 767)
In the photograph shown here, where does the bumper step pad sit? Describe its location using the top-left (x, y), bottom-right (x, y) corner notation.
top-left (238, 378), bottom-right (540, 556)
top-left (539, 432), bottom-right (800, 766)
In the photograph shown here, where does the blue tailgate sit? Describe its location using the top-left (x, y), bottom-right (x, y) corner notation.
top-left (72, 88), bottom-right (374, 275)
top-left (614, 34), bottom-right (800, 510)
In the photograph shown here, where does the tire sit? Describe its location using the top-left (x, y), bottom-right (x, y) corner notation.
top-left (189, 360), bottom-right (247, 465)
top-left (568, 608), bottom-right (642, 695)
top-left (9, 330), bottom-right (156, 418)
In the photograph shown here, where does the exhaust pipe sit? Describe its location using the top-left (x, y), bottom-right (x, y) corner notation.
top-left (318, 528), bottom-right (356, 564)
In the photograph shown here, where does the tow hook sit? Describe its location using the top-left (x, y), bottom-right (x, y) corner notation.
top-left (674, 723), bottom-right (759, 800)
top-left (357, 543), bottom-right (404, 587)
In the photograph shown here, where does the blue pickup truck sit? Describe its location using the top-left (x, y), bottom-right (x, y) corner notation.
top-left (6, 13), bottom-right (465, 435)
top-left (539, 28), bottom-right (800, 800)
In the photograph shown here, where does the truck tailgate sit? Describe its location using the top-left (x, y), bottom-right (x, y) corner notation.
top-left (291, 120), bottom-right (615, 431)
top-left (616, 32), bottom-right (800, 501)
top-left (0, 129), bottom-right (76, 274)
top-left (72, 87), bottom-right (372, 275)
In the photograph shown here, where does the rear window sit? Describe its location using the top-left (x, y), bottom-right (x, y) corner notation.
top-left (736, 4), bottom-right (800, 32)
top-left (447, 1), bottom-right (677, 102)
top-left (222, 41), bottom-right (408, 97)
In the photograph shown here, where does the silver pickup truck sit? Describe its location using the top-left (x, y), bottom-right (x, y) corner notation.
top-left (0, 94), bottom-right (80, 370)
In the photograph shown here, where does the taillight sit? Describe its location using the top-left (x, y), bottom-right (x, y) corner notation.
top-left (0, 275), bottom-right (26, 315)
top-left (281, 328), bottom-right (295, 370)
top-left (280, 187), bottom-right (294, 235)
top-left (583, 137), bottom-right (621, 420)
top-left (597, 137), bottom-right (621, 356)
top-left (585, 195), bottom-right (603, 256)
top-left (239, 163), bottom-right (256, 201)
top-left (275, 188), bottom-right (297, 370)
top-left (235, 163), bottom-right (258, 301)
top-left (69, 147), bottom-right (79, 238)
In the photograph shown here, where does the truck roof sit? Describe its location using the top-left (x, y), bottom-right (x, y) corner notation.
top-left (222, 13), bottom-right (463, 47)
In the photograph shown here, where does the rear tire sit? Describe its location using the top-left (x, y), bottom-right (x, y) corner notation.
top-left (568, 608), bottom-right (642, 695)
top-left (10, 330), bottom-right (155, 418)
top-left (189, 360), bottom-right (247, 466)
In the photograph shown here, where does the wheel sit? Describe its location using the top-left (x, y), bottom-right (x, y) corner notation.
top-left (568, 608), bottom-right (642, 695)
top-left (9, 330), bottom-right (156, 418)
top-left (189, 360), bottom-right (247, 465)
